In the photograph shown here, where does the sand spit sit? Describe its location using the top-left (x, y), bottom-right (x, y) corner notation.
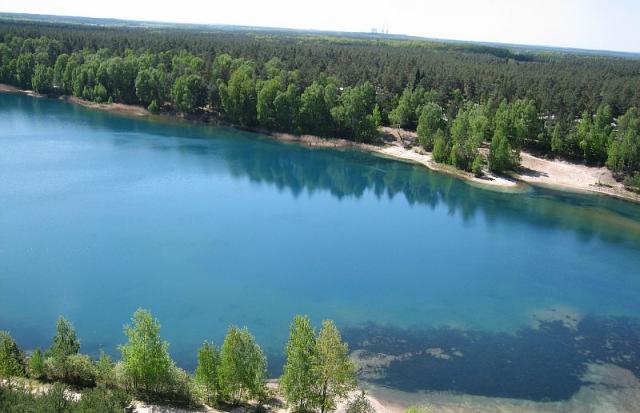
top-left (60, 95), bottom-right (151, 117)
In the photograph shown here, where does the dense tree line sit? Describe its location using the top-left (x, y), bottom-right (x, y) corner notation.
top-left (0, 310), bottom-right (357, 412)
top-left (0, 21), bottom-right (639, 188)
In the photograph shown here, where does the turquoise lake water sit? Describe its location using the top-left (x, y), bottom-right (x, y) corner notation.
top-left (1, 93), bottom-right (640, 401)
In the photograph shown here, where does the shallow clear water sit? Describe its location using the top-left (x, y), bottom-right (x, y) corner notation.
top-left (1, 93), bottom-right (640, 401)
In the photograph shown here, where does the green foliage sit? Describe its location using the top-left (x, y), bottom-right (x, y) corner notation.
top-left (280, 315), bottom-right (317, 412)
top-left (575, 108), bottom-right (613, 164)
top-left (257, 78), bottom-right (283, 130)
top-left (389, 86), bottom-right (436, 129)
top-left (0, 384), bottom-right (130, 413)
top-left (93, 83), bottom-right (108, 103)
top-left (313, 320), bottom-right (357, 413)
top-left (489, 129), bottom-right (519, 173)
top-left (219, 63), bottom-right (257, 126)
top-left (28, 348), bottom-right (45, 380)
top-left (0, 331), bottom-right (25, 381)
top-left (64, 354), bottom-right (97, 387)
top-left (416, 102), bottom-right (445, 150)
top-left (331, 82), bottom-right (377, 142)
top-left (73, 387), bottom-right (131, 413)
top-left (15, 52), bottom-right (35, 88)
top-left (49, 316), bottom-right (80, 358)
top-left (172, 74), bottom-right (204, 114)
top-left (135, 67), bottom-right (166, 106)
top-left (472, 154), bottom-right (485, 177)
top-left (608, 107), bottom-right (640, 175)
top-left (148, 99), bottom-right (159, 113)
top-left (31, 64), bottom-right (54, 93)
top-left (432, 129), bottom-right (449, 163)
top-left (448, 103), bottom-right (487, 171)
top-left (299, 77), bottom-right (338, 136)
top-left (44, 316), bottom-right (82, 384)
top-left (95, 351), bottom-right (116, 388)
top-left (372, 104), bottom-right (382, 128)
top-left (195, 341), bottom-right (220, 404)
top-left (119, 308), bottom-right (172, 395)
top-left (218, 326), bottom-right (267, 404)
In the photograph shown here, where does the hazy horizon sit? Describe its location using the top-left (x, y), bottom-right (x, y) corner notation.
top-left (1, 0), bottom-right (639, 54)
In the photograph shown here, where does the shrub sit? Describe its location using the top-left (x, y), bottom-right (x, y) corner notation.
top-left (28, 348), bottom-right (45, 380)
top-left (161, 365), bottom-right (197, 406)
top-left (148, 99), bottom-right (159, 113)
top-left (95, 351), bottom-right (116, 388)
top-left (45, 354), bottom-right (96, 386)
top-left (346, 391), bottom-right (375, 413)
top-left (75, 387), bottom-right (131, 413)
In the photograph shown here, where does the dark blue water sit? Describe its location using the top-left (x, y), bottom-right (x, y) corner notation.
top-left (1, 93), bottom-right (640, 401)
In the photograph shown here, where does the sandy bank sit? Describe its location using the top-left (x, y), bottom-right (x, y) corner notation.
top-left (60, 95), bottom-right (151, 117)
top-left (517, 152), bottom-right (640, 202)
top-left (0, 83), bottom-right (45, 97)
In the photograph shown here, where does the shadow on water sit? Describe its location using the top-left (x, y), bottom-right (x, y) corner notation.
top-left (342, 316), bottom-right (640, 402)
top-left (3, 93), bottom-right (640, 249)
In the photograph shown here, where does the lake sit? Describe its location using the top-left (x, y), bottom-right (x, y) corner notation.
top-left (1, 93), bottom-right (640, 406)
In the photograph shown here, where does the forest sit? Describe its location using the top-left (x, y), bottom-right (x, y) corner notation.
top-left (0, 19), bottom-right (639, 189)
top-left (0, 311), bottom-right (369, 413)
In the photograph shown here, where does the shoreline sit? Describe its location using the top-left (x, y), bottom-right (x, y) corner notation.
top-left (2, 85), bottom-right (638, 203)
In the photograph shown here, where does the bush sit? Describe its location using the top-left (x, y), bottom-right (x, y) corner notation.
top-left (346, 391), bottom-right (375, 413)
top-left (148, 99), bottom-right (159, 113)
top-left (28, 348), bottom-right (45, 380)
top-left (0, 384), bottom-right (130, 413)
top-left (45, 354), bottom-right (96, 386)
top-left (74, 387), bottom-right (131, 413)
top-left (94, 352), bottom-right (116, 388)
top-left (66, 354), bottom-right (96, 387)
top-left (161, 365), bottom-right (197, 406)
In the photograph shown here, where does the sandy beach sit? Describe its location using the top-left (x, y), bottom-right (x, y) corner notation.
top-left (2, 85), bottom-right (639, 203)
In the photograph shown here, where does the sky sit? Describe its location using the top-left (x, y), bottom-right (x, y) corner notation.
top-left (1, 0), bottom-right (639, 53)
